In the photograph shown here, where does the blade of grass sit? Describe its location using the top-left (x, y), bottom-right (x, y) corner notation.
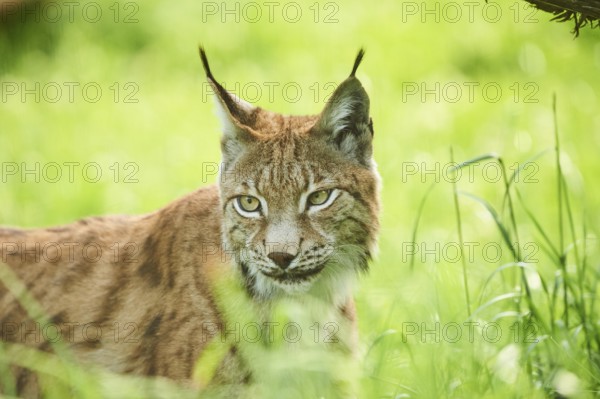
top-left (409, 182), bottom-right (436, 271)
top-left (450, 147), bottom-right (471, 317)
top-left (459, 192), bottom-right (516, 259)
top-left (448, 153), bottom-right (499, 174)
top-left (514, 187), bottom-right (561, 260)
top-left (477, 262), bottom-right (549, 307)
top-left (553, 94), bottom-right (569, 326)
top-left (468, 292), bottom-right (523, 320)
top-left (459, 193), bottom-right (548, 333)
top-left (498, 158), bottom-right (521, 260)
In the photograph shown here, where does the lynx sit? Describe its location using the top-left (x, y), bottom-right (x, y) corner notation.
top-left (0, 48), bottom-right (380, 396)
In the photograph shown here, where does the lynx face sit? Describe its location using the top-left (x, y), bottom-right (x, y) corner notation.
top-left (200, 49), bottom-right (379, 300)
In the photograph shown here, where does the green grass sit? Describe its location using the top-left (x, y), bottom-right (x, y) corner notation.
top-left (1, 0), bottom-right (600, 397)
top-left (399, 97), bottom-right (599, 397)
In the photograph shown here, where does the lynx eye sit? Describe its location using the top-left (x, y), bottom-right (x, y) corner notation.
top-left (235, 195), bottom-right (261, 216)
top-left (308, 190), bottom-right (332, 206)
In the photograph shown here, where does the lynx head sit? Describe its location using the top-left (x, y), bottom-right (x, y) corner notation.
top-left (200, 48), bottom-right (380, 303)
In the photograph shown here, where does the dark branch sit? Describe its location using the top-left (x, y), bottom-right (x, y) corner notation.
top-left (521, 0), bottom-right (600, 36)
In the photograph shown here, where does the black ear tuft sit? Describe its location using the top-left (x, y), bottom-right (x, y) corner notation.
top-left (198, 46), bottom-right (256, 127)
top-left (199, 46), bottom-right (216, 81)
top-left (198, 46), bottom-right (258, 168)
top-left (350, 48), bottom-right (365, 77)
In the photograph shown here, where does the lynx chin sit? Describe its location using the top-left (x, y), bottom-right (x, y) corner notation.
top-left (0, 47), bottom-right (380, 396)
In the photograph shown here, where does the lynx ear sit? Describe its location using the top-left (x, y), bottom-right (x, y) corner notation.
top-left (316, 49), bottom-right (374, 166)
top-left (199, 47), bottom-right (258, 166)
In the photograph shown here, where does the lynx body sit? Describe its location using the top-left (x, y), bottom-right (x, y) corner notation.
top-left (0, 49), bottom-right (379, 396)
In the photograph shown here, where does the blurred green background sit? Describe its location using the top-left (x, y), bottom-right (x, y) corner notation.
top-left (1, 0), bottom-right (599, 397)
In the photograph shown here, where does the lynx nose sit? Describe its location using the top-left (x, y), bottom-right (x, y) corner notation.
top-left (267, 252), bottom-right (296, 270)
